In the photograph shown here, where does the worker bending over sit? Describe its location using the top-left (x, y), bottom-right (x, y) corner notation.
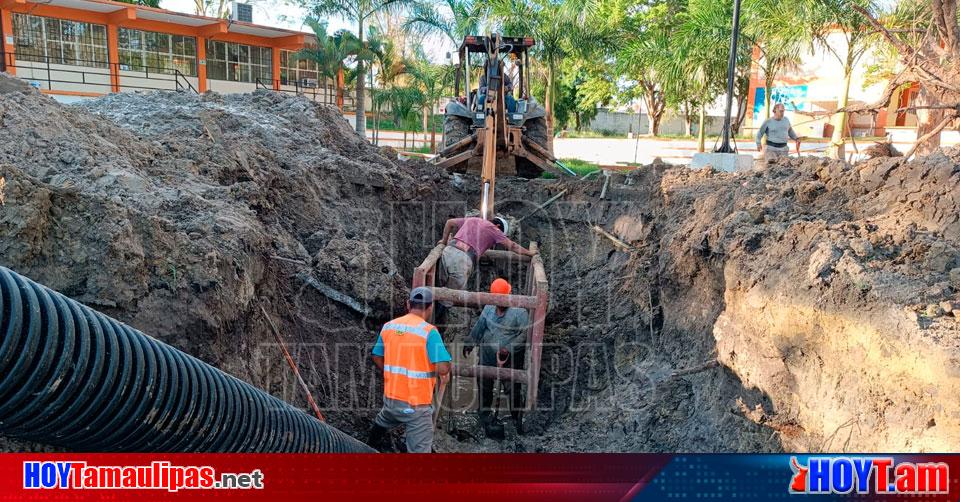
top-left (756, 103), bottom-right (801, 162)
top-left (464, 278), bottom-right (529, 437)
top-left (368, 287), bottom-right (451, 453)
top-left (440, 216), bottom-right (537, 292)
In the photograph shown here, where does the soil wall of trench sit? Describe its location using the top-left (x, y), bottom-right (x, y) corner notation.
top-left (489, 153), bottom-right (959, 453)
top-left (0, 77), bottom-right (473, 450)
top-left (1, 77), bottom-right (959, 452)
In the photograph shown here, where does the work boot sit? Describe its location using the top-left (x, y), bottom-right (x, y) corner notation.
top-left (478, 410), bottom-right (494, 426)
top-left (512, 411), bottom-right (524, 435)
top-left (366, 424), bottom-right (389, 451)
top-left (482, 418), bottom-right (506, 440)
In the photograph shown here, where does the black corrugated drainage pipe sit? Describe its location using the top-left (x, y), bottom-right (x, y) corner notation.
top-left (0, 266), bottom-right (373, 452)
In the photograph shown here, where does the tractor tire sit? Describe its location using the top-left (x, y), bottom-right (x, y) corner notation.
top-left (523, 116), bottom-right (549, 153)
top-left (443, 115), bottom-right (471, 149)
top-left (516, 116), bottom-right (551, 178)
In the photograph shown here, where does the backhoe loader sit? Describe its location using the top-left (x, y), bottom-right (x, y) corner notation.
top-left (434, 34), bottom-right (568, 219)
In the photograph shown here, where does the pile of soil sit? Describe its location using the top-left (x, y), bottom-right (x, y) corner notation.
top-left (451, 152), bottom-right (959, 452)
top-left (0, 76), bottom-right (468, 449)
top-left (2, 74), bottom-right (958, 453)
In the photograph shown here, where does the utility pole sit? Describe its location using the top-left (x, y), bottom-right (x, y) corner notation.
top-left (715, 0), bottom-right (743, 153)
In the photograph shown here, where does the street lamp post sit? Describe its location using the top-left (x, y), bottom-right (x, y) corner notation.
top-left (715, 0), bottom-right (743, 153)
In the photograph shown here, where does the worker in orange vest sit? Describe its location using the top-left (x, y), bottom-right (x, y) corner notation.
top-left (368, 287), bottom-right (452, 452)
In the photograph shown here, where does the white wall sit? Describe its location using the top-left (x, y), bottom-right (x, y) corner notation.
top-left (15, 61), bottom-right (112, 94)
top-left (754, 31), bottom-right (889, 137)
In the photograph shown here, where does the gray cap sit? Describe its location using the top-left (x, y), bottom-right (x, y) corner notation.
top-left (409, 286), bottom-right (433, 305)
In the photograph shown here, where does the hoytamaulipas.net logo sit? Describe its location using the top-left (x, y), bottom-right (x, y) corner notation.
top-left (789, 456), bottom-right (948, 495)
top-left (23, 461), bottom-right (264, 492)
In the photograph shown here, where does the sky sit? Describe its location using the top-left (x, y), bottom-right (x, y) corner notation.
top-left (159, 0), bottom-right (350, 32)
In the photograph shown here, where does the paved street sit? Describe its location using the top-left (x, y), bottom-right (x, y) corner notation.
top-left (343, 114), bottom-right (960, 165)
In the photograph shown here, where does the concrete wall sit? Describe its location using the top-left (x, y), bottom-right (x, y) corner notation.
top-left (119, 70), bottom-right (198, 92)
top-left (16, 61), bottom-right (112, 94)
top-left (12, 60), bottom-right (368, 108)
top-left (206, 79), bottom-right (258, 95)
top-left (585, 109), bottom-right (726, 136)
top-left (888, 127), bottom-right (960, 146)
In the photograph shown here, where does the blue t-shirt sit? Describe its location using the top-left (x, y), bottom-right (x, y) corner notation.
top-left (372, 327), bottom-right (452, 364)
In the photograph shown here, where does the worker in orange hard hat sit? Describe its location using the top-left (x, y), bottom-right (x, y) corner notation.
top-left (489, 277), bottom-right (511, 295)
top-left (463, 278), bottom-right (529, 437)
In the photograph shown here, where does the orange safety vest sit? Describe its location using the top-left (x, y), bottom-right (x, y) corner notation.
top-left (379, 313), bottom-right (439, 406)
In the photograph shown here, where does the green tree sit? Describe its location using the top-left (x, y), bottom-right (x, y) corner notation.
top-left (566, 63), bottom-right (611, 130)
top-left (659, 0), bottom-right (741, 151)
top-left (490, 0), bottom-right (606, 146)
top-left (404, 0), bottom-right (490, 46)
top-left (309, 0), bottom-right (413, 134)
top-left (407, 51), bottom-right (453, 152)
top-left (369, 38), bottom-right (408, 144)
top-left (119, 0), bottom-right (161, 7)
top-left (617, 26), bottom-right (674, 136)
top-left (595, 0), bottom-right (683, 136)
top-left (292, 18), bottom-right (356, 106)
top-left (805, 0), bottom-right (879, 159)
top-left (743, 0), bottom-right (807, 121)
top-left (377, 85), bottom-right (424, 148)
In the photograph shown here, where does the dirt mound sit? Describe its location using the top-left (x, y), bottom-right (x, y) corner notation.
top-left (863, 141), bottom-right (903, 159)
top-left (0, 78), bottom-right (465, 446)
top-left (457, 152), bottom-right (958, 453)
top-left (3, 74), bottom-right (959, 453)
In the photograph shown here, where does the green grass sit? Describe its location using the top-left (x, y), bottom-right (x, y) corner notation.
top-left (543, 158), bottom-right (601, 178)
top-left (366, 115), bottom-right (444, 133)
top-left (562, 129), bottom-right (623, 139)
top-left (403, 145), bottom-right (433, 154)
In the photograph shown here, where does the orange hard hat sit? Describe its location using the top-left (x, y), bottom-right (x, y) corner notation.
top-left (490, 278), bottom-right (511, 295)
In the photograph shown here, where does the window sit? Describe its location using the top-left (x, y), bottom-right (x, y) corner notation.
top-left (206, 41), bottom-right (271, 83)
top-left (13, 13), bottom-right (108, 68)
top-left (280, 49), bottom-right (319, 86)
top-left (117, 28), bottom-right (197, 76)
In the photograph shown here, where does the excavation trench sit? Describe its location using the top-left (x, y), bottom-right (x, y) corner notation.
top-left (432, 169), bottom-right (783, 452)
top-left (1, 81), bottom-right (958, 452)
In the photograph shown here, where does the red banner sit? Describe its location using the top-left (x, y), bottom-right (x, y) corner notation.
top-left (0, 453), bottom-right (671, 501)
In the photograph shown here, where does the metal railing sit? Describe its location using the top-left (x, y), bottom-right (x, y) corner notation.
top-left (2, 51), bottom-right (197, 94)
top-left (255, 77), bottom-right (355, 109)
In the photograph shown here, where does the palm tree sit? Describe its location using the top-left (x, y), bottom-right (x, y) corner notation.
top-left (404, 0), bottom-right (489, 46)
top-left (309, 0), bottom-right (414, 135)
top-left (743, 0), bottom-right (807, 121)
top-left (369, 37), bottom-right (408, 144)
top-left (617, 28), bottom-right (673, 136)
top-left (407, 51), bottom-right (452, 152)
top-left (292, 19), bottom-right (355, 106)
top-left (658, 0), bottom-right (737, 152)
top-left (377, 85), bottom-right (424, 148)
top-left (590, 0), bottom-right (680, 137)
top-left (490, 0), bottom-right (604, 147)
top-left (804, 0), bottom-right (878, 159)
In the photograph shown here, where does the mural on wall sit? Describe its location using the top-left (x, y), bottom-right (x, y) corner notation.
top-left (753, 85), bottom-right (810, 116)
